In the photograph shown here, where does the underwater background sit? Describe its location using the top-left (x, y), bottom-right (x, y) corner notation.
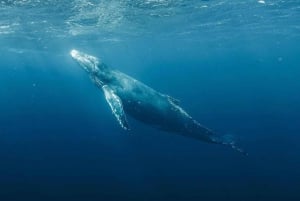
top-left (1, 0), bottom-right (300, 200)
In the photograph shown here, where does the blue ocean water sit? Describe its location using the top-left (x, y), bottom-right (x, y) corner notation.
top-left (1, 0), bottom-right (300, 200)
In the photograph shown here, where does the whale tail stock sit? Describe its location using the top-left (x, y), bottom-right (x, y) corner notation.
top-left (186, 122), bottom-right (248, 155)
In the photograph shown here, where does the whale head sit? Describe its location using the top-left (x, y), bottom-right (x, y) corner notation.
top-left (70, 49), bottom-right (100, 74)
top-left (70, 49), bottom-right (113, 87)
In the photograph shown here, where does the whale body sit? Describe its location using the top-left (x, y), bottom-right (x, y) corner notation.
top-left (70, 49), bottom-right (246, 154)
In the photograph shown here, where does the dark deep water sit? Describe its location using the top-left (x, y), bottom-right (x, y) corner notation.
top-left (1, 1), bottom-right (300, 200)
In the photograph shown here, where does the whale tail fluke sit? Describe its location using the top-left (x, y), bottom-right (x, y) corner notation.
top-left (213, 134), bottom-right (248, 156)
top-left (223, 134), bottom-right (248, 156)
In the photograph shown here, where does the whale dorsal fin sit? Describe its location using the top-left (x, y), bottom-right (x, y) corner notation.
top-left (102, 85), bottom-right (129, 130)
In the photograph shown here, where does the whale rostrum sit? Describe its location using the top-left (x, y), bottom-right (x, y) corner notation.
top-left (70, 49), bottom-right (246, 155)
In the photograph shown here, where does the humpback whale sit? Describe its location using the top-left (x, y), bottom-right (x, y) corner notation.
top-left (70, 49), bottom-right (246, 155)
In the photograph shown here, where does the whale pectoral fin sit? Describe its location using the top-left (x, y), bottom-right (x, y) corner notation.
top-left (102, 85), bottom-right (129, 130)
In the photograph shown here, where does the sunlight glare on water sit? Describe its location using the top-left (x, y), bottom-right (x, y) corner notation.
top-left (0, 0), bottom-right (299, 51)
